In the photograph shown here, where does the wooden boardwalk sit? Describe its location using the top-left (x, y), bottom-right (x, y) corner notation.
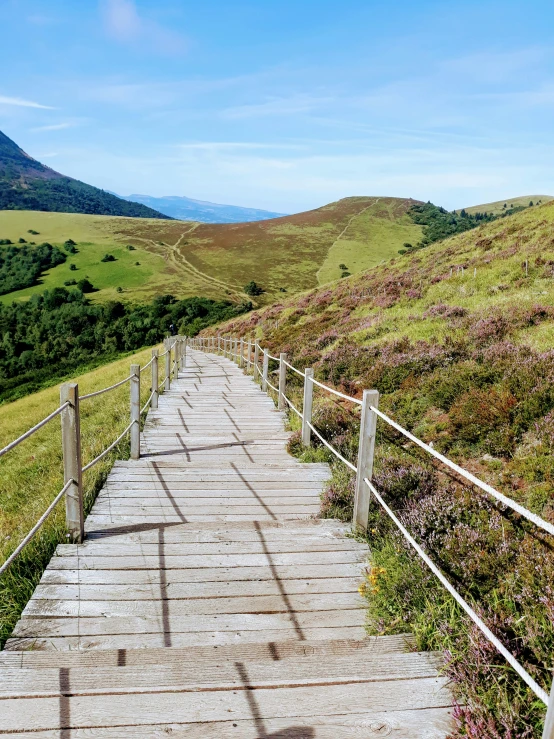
top-left (0, 350), bottom-right (453, 736)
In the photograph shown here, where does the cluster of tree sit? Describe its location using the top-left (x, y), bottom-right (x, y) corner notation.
top-left (0, 290), bottom-right (252, 402)
top-left (244, 281), bottom-right (263, 296)
top-left (0, 243), bottom-right (66, 295)
top-left (0, 177), bottom-right (170, 219)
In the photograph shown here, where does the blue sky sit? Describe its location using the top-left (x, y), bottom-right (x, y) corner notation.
top-left (2, 0), bottom-right (554, 213)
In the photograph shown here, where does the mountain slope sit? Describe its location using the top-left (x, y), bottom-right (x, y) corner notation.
top-left (0, 196), bottom-right (422, 304)
top-left (117, 193), bottom-right (287, 223)
top-left (201, 199), bottom-right (554, 738)
top-left (460, 194), bottom-right (553, 215)
top-left (0, 130), bottom-right (170, 219)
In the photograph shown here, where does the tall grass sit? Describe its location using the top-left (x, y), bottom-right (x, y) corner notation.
top-left (0, 345), bottom-right (159, 647)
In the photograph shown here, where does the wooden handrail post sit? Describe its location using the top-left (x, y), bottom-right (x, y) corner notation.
top-left (543, 680), bottom-right (554, 739)
top-left (173, 341), bottom-right (179, 380)
top-left (60, 383), bottom-right (84, 543)
top-left (239, 338), bottom-right (244, 369)
top-left (262, 349), bottom-right (269, 392)
top-left (218, 335), bottom-right (221, 354)
top-left (233, 338), bottom-right (237, 363)
top-left (151, 349), bottom-right (159, 409)
top-left (353, 389), bottom-right (379, 531)
top-left (246, 339), bottom-right (252, 373)
top-left (253, 341), bottom-right (259, 380)
top-left (130, 364), bottom-right (140, 460)
top-left (302, 368), bottom-right (314, 446)
top-left (164, 341), bottom-right (171, 391)
top-left (278, 353), bottom-right (287, 410)
top-left (181, 337), bottom-right (187, 369)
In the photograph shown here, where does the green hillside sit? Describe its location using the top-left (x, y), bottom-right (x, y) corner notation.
top-left (0, 197), bottom-right (423, 305)
top-left (461, 194), bottom-right (553, 215)
top-left (201, 199), bottom-right (554, 737)
top-left (0, 130), bottom-right (169, 219)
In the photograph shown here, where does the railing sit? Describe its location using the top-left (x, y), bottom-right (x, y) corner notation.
top-left (0, 335), bottom-right (187, 576)
top-left (190, 333), bottom-right (554, 736)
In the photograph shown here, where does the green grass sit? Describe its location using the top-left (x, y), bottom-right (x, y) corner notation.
top-left (0, 346), bottom-right (160, 646)
top-left (462, 194), bottom-right (553, 215)
top-left (0, 197), bottom-right (423, 305)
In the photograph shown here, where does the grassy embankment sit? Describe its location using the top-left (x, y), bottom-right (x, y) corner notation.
top-left (0, 346), bottom-right (159, 646)
top-left (201, 200), bottom-right (554, 737)
top-left (0, 197), bottom-right (422, 305)
top-left (462, 194), bottom-right (553, 216)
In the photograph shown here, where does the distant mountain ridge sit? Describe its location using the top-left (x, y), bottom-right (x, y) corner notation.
top-left (0, 130), bottom-right (170, 219)
top-left (116, 193), bottom-right (287, 223)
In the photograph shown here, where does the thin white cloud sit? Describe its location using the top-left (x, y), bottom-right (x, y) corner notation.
top-left (31, 122), bottom-right (75, 132)
top-left (177, 142), bottom-right (303, 151)
top-left (0, 95), bottom-right (54, 109)
top-left (100, 0), bottom-right (186, 54)
top-left (222, 95), bottom-right (333, 119)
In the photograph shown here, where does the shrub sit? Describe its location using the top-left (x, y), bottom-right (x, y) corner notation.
top-left (244, 281), bottom-right (263, 296)
top-left (69, 263), bottom-right (77, 271)
top-left (77, 278), bottom-right (95, 293)
top-left (101, 254), bottom-right (116, 262)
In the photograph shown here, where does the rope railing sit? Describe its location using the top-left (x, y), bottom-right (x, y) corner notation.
top-left (82, 419), bottom-right (136, 473)
top-left (195, 334), bottom-right (554, 725)
top-left (372, 406), bottom-right (554, 538)
top-left (79, 374), bottom-right (133, 401)
top-left (0, 479), bottom-right (72, 578)
top-left (364, 476), bottom-right (549, 706)
top-left (0, 402), bottom-right (69, 459)
top-left (1, 336), bottom-right (186, 576)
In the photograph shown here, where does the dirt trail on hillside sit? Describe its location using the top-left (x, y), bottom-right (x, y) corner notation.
top-left (133, 225), bottom-right (250, 302)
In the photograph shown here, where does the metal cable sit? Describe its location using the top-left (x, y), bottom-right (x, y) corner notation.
top-left (0, 403), bottom-right (70, 459)
top-left (364, 477), bottom-right (549, 706)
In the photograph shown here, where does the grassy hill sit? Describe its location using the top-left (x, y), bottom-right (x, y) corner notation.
top-left (461, 194), bottom-right (553, 215)
top-left (0, 130), bottom-right (169, 219)
top-left (201, 199), bottom-right (554, 737)
top-left (0, 196), bottom-right (423, 304)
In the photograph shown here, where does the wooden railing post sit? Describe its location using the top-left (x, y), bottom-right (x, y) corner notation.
top-left (353, 389), bottom-right (379, 531)
top-left (239, 338), bottom-right (244, 369)
top-left (302, 368), bottom-right (314, 446)
top-left (262, 349), bottom-right (269, 392)
top-left (233, 338), bottom-right (238, 363)
top-left (543, 681), bottom-right (554, 739)
top-left (246, 339), bottom-right (252, 373)
top-left (278, 353), bottom-right (287, 410)
top-left (181, 337), bottom-right (187, 368)
top-left (253, 341), bottom-right (259, 380)
top-left (164, 341), bottom-right (171, 391)
top-left (173, 340), bottom-right (179, 380)
top-left (60, 383), bottom-right (84, 543)
top-left (130, 364), bottom-right (140, 460)
top-left (218, 335), bottom-right (221, 354)
top-left (151, 349), bottom-right (159, 409)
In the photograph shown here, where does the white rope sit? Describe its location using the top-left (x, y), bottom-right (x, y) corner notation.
top-left (307, 421), bottom-right (357, 471)
top-left (283, 360), bottom-right (305, 378)
top-left (266, 352), bottom-right (279, 361)
top-left (142, 356), bottom-right (155, 370)
top-left (309, 376), bottom-right (363, 405)
top-left (158, 379), bottom-right (166, 390)
top-left (283, 394), bottom-right (303, 418)
top-left (141, 391), bottom-right (155, 414)
top-left (82, 420), bottom-right (135, 472)
top-left (265, 378), bottom-right (278, 393)
top-left (0, 403), bottom-right (69, 459)
top-left (372, 407), bottom-right (554, 538)
top-left (0, 479), bottom-right (72, 577)
top-left (80, 374), bottom-right (133, 400)
top-left (364, 477), bottom-right (549, 705)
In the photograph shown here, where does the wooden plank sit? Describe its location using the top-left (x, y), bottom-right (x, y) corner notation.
top-left (0, 677), bottom-right (451, 732)
top-left (0, 708), bottom-right (454, 738)
top-left (22, 592), bottom-right (363, 618)
top-left (40, 563), bottom-right (364, 585)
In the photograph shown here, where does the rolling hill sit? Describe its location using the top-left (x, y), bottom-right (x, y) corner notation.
top-left (116, 193), bottom-right (287, 223)
top-left (199, 198), bottom-right (554, 738)
top-left (461, 194), bottom-right (553, 215)
top-left (0, 196), bottom-right (423, 304)
top-left (0, 130), bottom-right (169, 219)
